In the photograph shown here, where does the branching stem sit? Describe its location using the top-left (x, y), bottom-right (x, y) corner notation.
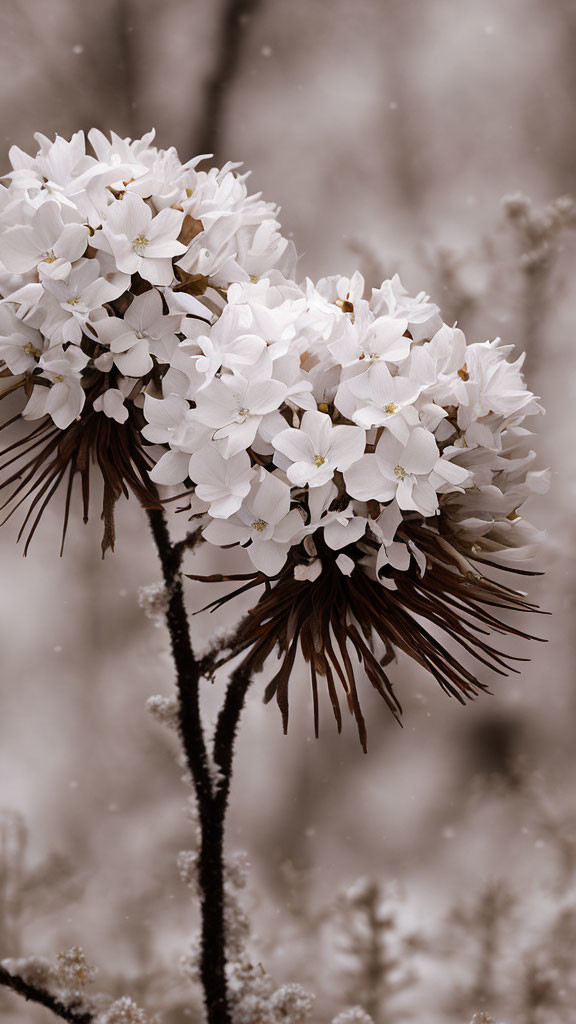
top-left (0, 512), bottom-right (251, 1024)
top-left (147, 509), bottom-right (252, 1024)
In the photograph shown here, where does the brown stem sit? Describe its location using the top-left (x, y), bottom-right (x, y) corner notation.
top-left (146, 508), bottom-right (232, 1024)
top-left (0, 964), bottom-right (93, 1024)
top-left (213, 664), bottom-right (253, 813)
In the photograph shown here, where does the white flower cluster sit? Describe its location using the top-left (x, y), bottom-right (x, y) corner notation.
top-left (95, 996), bottom-right (149, 1024)
top-left (0, 130), bottom-right (545, 581)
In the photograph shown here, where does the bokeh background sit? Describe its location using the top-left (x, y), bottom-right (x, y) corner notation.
top-left (1, 1), bottom-right (575, 1021)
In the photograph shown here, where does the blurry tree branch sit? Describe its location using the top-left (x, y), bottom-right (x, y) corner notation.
top-left (7, 3), bottom-right (133, 140)
top-left (117, 0), bottom-right (137, 135)
top-left (502, 192), bottom-right (576, 376)
top-left (0, 963), bottom-right (93, 1024)
top-left (195, 0), bottom-right (265, 160)
top-left (379, 0), bottom-right (427, 215)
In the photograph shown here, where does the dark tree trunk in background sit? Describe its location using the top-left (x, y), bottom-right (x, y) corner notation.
top-left (195, 0), bottom-right (264, 162)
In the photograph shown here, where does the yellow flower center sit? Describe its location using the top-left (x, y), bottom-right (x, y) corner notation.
top-left (42, 250), bottom-right (56, 264)
top-left (368, 352), bottom-right (380, 360)
top-left (458, 364), bottom-right (469, 381)
top-left (53, 374), bottom-right (64, 382)
top-left (249, 274), bottom-right (259, 283)
top-left (384, 402), bottom-right (398, 414)
top-left (133, 233), bottom-right (149, 250)
top-left (394, 464), bottom-right (406, 481)
top-left (251, 519), bottom-right (267, 532)
top-left (67, 297), bottom-right (80, 305)
top-left (24, 342), bottom-right (41, 357)
top-left (238, 406), bottom-right (250, 418)
top-left (314, 454), bottom-right (326, 467)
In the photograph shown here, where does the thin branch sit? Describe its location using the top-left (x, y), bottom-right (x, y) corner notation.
top-left (172, 524), bottom-right (205, 566)
top-left (146, 508), bottom-right (214, 812)
top-left (117, 0), bottom-right (137, 136)
top-left (213, 664), bottom-right (253, 813)
top-left (195, 0), bottom-right (265, 161)
top-left (0, 965), bottom-right (93, 1024)
top-left (146, 508), bottom-right (231, 1024)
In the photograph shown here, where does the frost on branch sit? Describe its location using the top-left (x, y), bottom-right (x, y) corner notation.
top-left (95, 996), bottom-right (149, 1024)
top-left (1, 954), bottom-right (59, 991)
top-left (331, 1009), bottom-right (375, 1024)
top-left (0, 129), bottom-right (546, 744)
top-left (178, 842), bottom-right (314, 1024)
top-left (326, 879), bottom-right (417, 1023)
top-left (138, 582), bottom-right (169, 627)
top-left (146, 693), bottom-right (179, 731)
top-left (3, 946), bottom-right (96, 996)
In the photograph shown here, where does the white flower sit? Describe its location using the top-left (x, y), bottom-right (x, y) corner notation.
top-left (182, 305), bottom-right (268, 388)
top-left (202, 470), bottom-right (303, 574)
top-left (226, 276), bottom-right (306, 354)
top-left (144, 393), bottom-right (207, 484)
top-left (40, 258), bottom-right (129, 345)
top-left (188, 446), bottom-right (254, 518)
top-left (92, 313), bottom-right (152, 376)
top-left (335, 361), bottom-right (422, 432)
top-left (0, 302), bottom-right (46, 373)
top-left (93, 388), bottom-right (128, 423)
top-left (459, 339), bottom-right (541, 424)
top-left (193, 373), bottom-right (288, 458)
top-left (0, 199), bottom-right (88, 277)
top-left (22, 344), bottom-right (89, 428)
top-left (371, 273), bottom-right (441, 341)
top-left (272, 409), bottom-right (366, 488)
top-left (93, 288), bottom-right (181, 371)
top-left (88, 127), bottom-right (156, 169)
top-left (329, 311), bottom-right (410, 368)
top-left (345, 425), bottom-right (468, 516)
top-left (92, 191), bottom-right (186, 285)
top-left (296, 482), bottom-right (367, 549)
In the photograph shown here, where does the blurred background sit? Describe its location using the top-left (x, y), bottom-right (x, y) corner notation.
top-left (1, 1), bottom-right (575, 1021)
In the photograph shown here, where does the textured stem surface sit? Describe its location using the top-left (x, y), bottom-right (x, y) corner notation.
top-left (0, 965), bottom-right (93, 1024)
top-left (147, 509), bottom-right (231, 1024)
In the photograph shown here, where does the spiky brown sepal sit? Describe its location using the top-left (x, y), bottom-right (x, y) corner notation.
top-left (0, 384), bottom-right (162, 556)
top-left (189, 522), bottom-right (544, 751)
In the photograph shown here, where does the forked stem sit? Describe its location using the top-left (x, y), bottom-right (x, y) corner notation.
top-left (146, 509), bottom-right (252, 1024)
top-left (147, 509), bottom-right (227, 1023)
